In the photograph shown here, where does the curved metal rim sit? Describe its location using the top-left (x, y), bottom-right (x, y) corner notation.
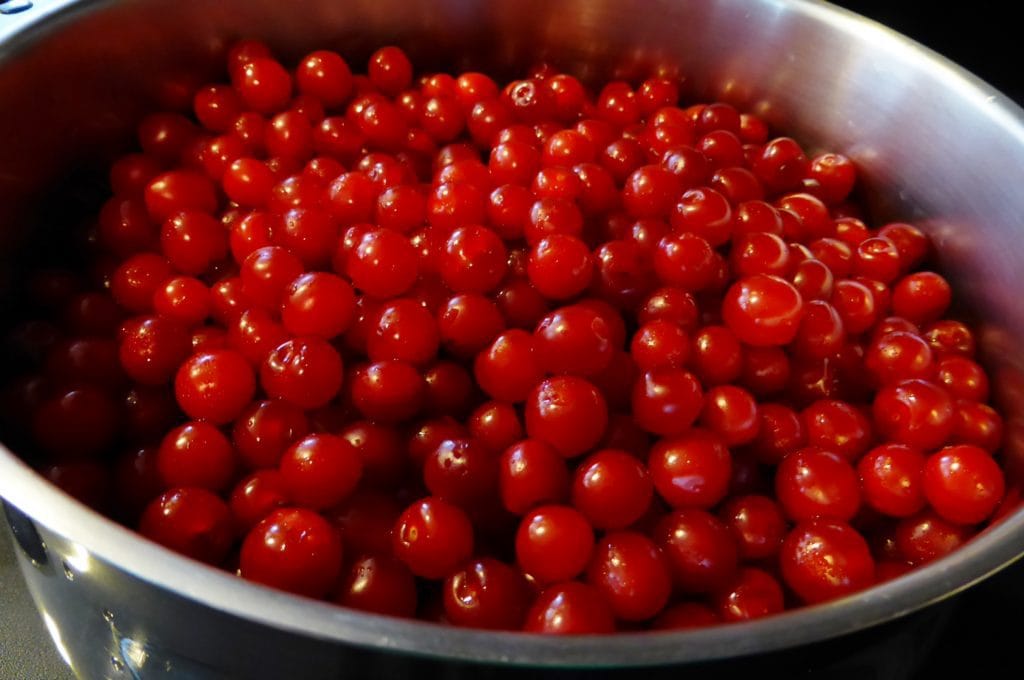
top-left (2, 0), bottom-right (1024, 668)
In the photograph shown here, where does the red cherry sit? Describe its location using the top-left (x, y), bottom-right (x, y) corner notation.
top-left (922, 445), bottom-right (1004, 525)
top-left (392, 497), bottom-right (474, 579)
top-left (523, 581), bottom-right (615, 634)
top-left (139, 487), bottom-right (233, 564)
top-left (516, 505), bottom-right (595, 586)
top-left (524, 376), bottom-right (608, 458)
top-left (443, 558), bottom-right (529, 630)
top-left (723, 274), bottom-right (804, 346)
top-left (648, 429), bottom-right (731, 509)
top-left (239, 507), bottom-right (343, 598)
top-left (780, 520), bottom-right (875, 604)
top-left (586, 531), bottom-right (671, 621)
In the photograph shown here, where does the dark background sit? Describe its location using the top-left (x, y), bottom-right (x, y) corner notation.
top-left (833, 1), bottom-right (1022, 103)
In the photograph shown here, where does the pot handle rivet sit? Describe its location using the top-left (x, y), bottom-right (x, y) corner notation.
top-left (0, 0), bottom-right (33, 15)
top-left (2, 500), bottom-right (48, 566)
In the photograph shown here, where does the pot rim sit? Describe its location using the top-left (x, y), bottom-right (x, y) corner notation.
top-left (2, 0), bottom-right (1024, 667)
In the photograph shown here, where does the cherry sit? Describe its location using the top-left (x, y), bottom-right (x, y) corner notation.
top-left (534, 304), bottom-right (615, 376)
top-left (723, 274), bottom-right (804, 346)
top-left (280, 272), bottom-right (356, 339)
top-left (296, 50), bottom-right (353, 109)
top-left (857, 444), bottom-right (927, 518)
top-left (261, 337), bottom-right (344, 409)
top-left (346, 228), bottom-right (419, 299)
top-left (655, 508), bottom-right (738, 593)
top-left (720, 494), bottom-right (787, 560)
top-left (780, 520), bottom-right (875, 604)
top-left (648, 429), bottom-right (731, 509)
top-left (392, 497), bottom-right (474, 579)
top-left (714, 568), bottom-right (785, 622)
top-left (515, 505), bottom-right (594, 584)
top-left (571, 449), bottom-right (653, 530)
top-left (652, 602), bottom-right (721, 630)
top-left (174, 350), bottom-right (255, 424)
top-left (895, 509), bottom-right (972, 564)
top-left (775, 447), bottom-right (861, 522)
top-left (119, 315), bottom-right (192, 385)
top-left (468, 401), bottom-right (523, 453)
top-left (872, 379), bottom-right (954, 451)
top-left (892, 272), bottom-right (951, 325)
top-left (800, 399), bottom-right (872, 461)
top-left (443, 557), bottom-right (529, 630)
top-left (523, 582), bottom-right (615, 634)
top-left (157, 421), bottom-right (236, 492)
top-left (423, 436), bottom-right (499, 508)
top-left (699, 385), bottom-right (759, 446)
top-left (922, 444), bottom-right (1004, 525)
top-left (350, 360), bottom-right (425, 422)
top-left (438, 293), bottom-right (505, 358)
top-left (690, 325), bottom-right (743, 386)
top-left (524, 376), bottom-right (608, 458)
top-left (229, 470), bottom-right (289, 532)
top-left (527, 234), bottom-right (594, 300)
top-left (632, 368), bottom-right (704, 436)
top-left (499, 439), bottom-right (570, 514)
top-left (279, 433), bottom-right (363, 509)
top-left (139, 487), bottom-right (234, 564)
top-left (586, 531), bottom-right (671, 621)
top-left (442, 225), bottom-right (508, 294)
top-left (474, 329), bottom-right (544, 403)
top-left (239, 507), bottom-right (343, 598)
top-left (367, 298), bottom-right (440, 365)
top-left (337, 554), bottom-right (418, 618)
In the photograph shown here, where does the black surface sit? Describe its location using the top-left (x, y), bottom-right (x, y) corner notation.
top-left (834, 2), bottom-right (1023, 104)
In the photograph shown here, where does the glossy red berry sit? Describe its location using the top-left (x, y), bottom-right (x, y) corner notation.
top-left (632, 368), bottom-right (704, 437)
top-left (586, 531), bottom-right (671, 621)
top-left (648, 429), bottom-right (731, 509)
top-left (443, 558), bottom-right (529, 630)
top-left (655, 508), bottom-right (738, 593)
top-left (872, 379), bottom-right (954, 451)
top-left (723, 274), bottom-right (804, 346)
top-left (524, 376), bottom-right (608, 458)
top-left (240, 507), bottom-right (342, 598)
top-left (857, 444), bottom-right (926, 518)
top-left (279, 433), bottom-right (363, 509)
top-left (261, 337), bottom-right (344, 409)
top-left (336, 554), bottom-right (418, 618)
top-left (922, 445), bottom-right (1004, 525)
top-left (571, 449), bottom-right (652, 530)
top-left (523, 581), bottom-right (615, 634)
top-left (174, 350), bottom-right (255, 424)
top-left (515, 505), bottom-right (594, 584)
top-left (392, 497), bottom-right (474, 579)
top-left (139, 487), bottom-right (234, 564)
top-left (780, 520), bottom-right (874, 604)
top-left (775, 447), bottom-right (861, 522)
top-left (157, 421), bottom-right (236, 492)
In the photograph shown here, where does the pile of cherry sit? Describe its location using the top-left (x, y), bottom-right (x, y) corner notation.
top-left (2, 41), bottom-right (1016, 634)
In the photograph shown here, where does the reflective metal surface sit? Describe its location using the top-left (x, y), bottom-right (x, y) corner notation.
top-left (2, 0), bottom-right (1024, 674)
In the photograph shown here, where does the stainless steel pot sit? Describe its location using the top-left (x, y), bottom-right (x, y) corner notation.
top-left (2, 1), bottom-right (1024, 678)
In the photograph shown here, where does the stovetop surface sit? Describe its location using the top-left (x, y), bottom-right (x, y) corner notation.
top-left (2, 2), bottom-right (1022, 679)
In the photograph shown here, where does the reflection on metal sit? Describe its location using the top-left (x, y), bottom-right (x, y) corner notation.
top-left (63, 541), bottom-right (92, 575)
top-left (41, 611), bottom-right (73, 671)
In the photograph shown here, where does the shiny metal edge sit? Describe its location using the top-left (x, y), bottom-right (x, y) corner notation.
top-left (2, 0), bottom-right (1024, 667)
